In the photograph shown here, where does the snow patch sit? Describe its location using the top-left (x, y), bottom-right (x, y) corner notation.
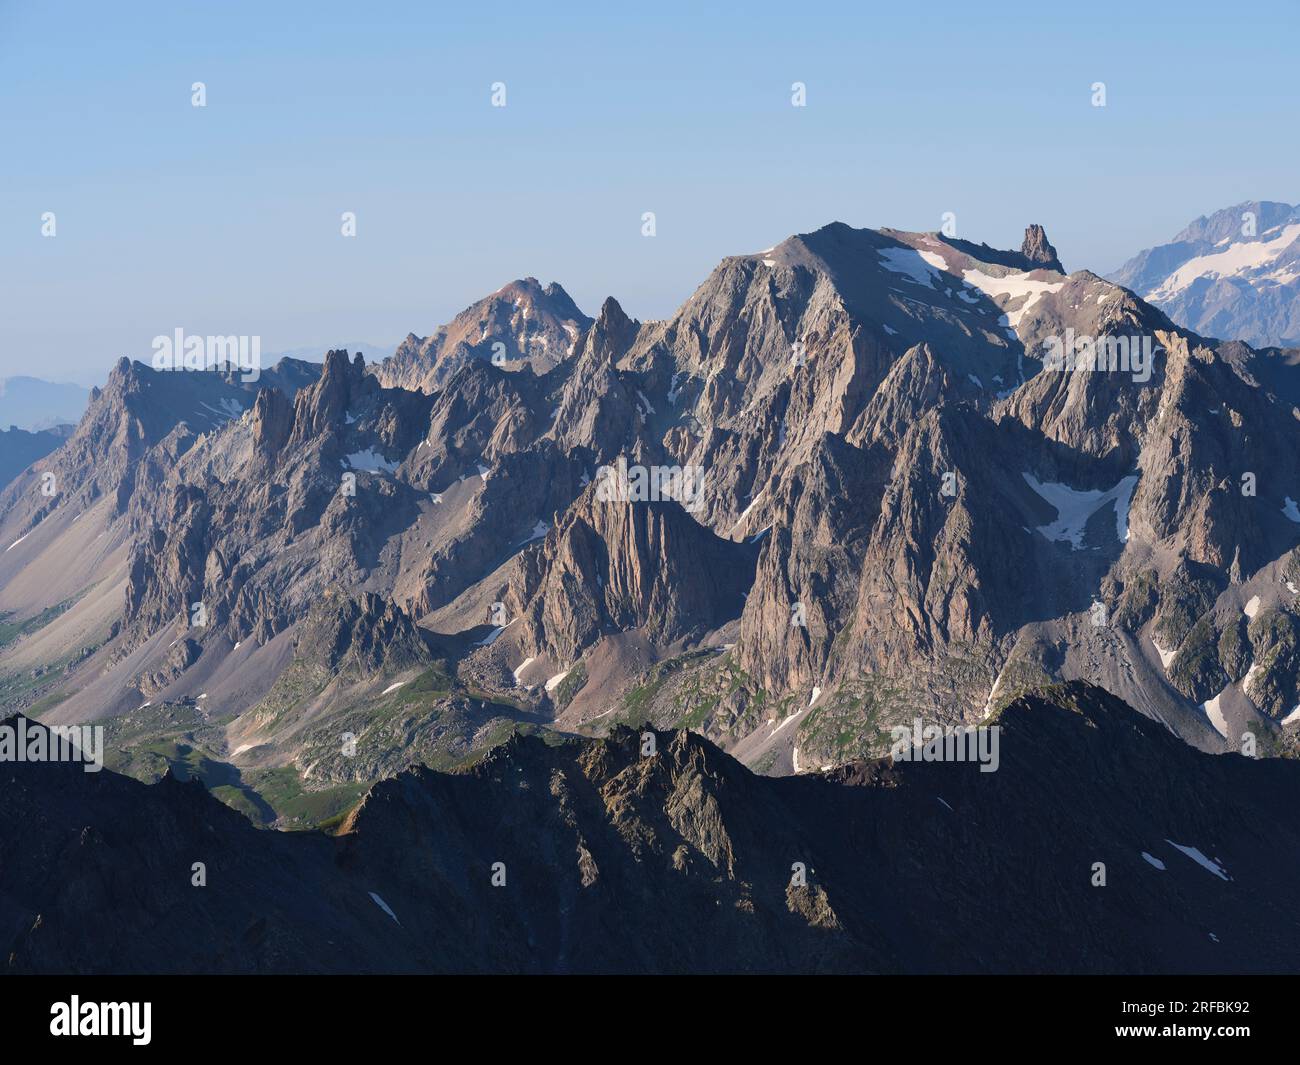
top-left (1022, 472), bottom-right (1138, 548)
top-left (475, 618), bottom-right (515, 647)
top-left (877, 247), bottom-right (946, 287)
top-left (519, 520), bottom-right (548, 544)
top-left (728, 489), bottom-right (765, 535)
top-left (770, 711), bottom-right (800, 735)
top-left (544, 668), bottom-right (571, 692)
top-left (1152, 637), bottom-right (1176, 670)
top-left (381, 681), bottom-right (407, 695)
top-left (368, 891), bottom-right (401, 924)
top-left (1201, 689), bottom-right (1230, 738)
top-left (197, 398), bottom-right (244, 421)
top-left (1243, 661), bottom-right (1260, 695)
top-left (344, 449), bottom-right (399, 474)
top-left (961, 269), bottom-right (1064, 329)
top-left (1165, 841), bottom-right (1231, 881)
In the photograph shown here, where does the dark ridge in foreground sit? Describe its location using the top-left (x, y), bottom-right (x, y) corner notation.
top-left (3, 681), bottom-right (1298, 974)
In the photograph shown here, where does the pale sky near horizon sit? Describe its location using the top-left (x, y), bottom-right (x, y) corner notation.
top-left (2, 0), bottom-right (1297, 386)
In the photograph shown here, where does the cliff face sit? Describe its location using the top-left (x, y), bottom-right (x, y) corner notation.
top-left (507, 483), bottom-right (757, 665)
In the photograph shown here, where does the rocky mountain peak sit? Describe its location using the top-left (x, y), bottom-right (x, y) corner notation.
top-left (1020, 224), bottom-right (1064, 272)
top-left (584, 296), bottom-right (638, 362)
top-left (290, 349), bottom-right (371, 443)
top-left (375, 280), bottom-right (592, 392)
top-left (251, 386), bottom-right (294, 459)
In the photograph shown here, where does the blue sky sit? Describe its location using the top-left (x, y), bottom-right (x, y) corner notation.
top-left (2, 0), bottom-right (1297, 384)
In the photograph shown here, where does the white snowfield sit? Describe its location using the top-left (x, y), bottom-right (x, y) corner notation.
top-left (876, 246), bottom-right (948, 287)
top-left (544, 668), bottom-right (570, 692)
top-left (960, 268), bottom-right (1065, 328)
top-left (381, 680), bottom-right (407, 695)
top-left (1022, 472), bottom-right (1138, 548)
top-left (728, 489), bottom-right (765, 536)
top-left (1148, 223), bottom-right (1300, 301)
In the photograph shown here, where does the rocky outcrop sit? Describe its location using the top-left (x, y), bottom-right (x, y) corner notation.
top-left (298, 590), bottom-right (433, 679)
top-left (508, 483), bottom-right (757, 664)
top-left (250, 386), bottom-right (293, 462)
top-left (1020, 223), bottom-right (1064, 272)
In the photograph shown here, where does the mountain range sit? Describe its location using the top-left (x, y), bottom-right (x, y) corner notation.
top-left (1110, 200), bottom-right (1300, 348)
top-left (1, 216), bottom-right (1298, 869)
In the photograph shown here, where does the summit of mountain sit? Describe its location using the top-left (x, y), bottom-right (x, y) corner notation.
top-left (376, 278), bottom-right (592, 393)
